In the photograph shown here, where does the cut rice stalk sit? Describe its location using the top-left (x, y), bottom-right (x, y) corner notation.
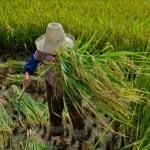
top-left (6, 74), bottom-right (45, 92)
top-left (4, 60), bottom-right (25, 73)
top-left (21, 129), bottom-right (48, 150)
top-left (8, 85), bottom-right (49, 126)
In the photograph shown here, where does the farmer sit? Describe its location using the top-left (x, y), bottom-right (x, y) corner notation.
top-left (23, 22), bottom-right (88, 150)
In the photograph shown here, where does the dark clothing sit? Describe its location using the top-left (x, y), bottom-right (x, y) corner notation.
top-left (46, 81), bottom-right (87, 141)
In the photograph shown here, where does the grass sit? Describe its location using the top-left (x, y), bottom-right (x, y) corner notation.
top-left (0, 0), bottom-right (150, 54)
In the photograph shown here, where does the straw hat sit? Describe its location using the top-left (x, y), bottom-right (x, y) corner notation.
top-left (35, 22), bottom-right (75, 55)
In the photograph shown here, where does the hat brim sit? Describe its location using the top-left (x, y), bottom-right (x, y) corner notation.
top-left (35, 34), bottom-right (75, 55)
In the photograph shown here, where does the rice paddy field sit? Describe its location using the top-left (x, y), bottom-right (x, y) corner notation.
top-left (1, 0), bottom-right (150, 149)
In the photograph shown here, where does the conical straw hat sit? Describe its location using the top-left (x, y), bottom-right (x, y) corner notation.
top-left (35, 22), bottom-right (75, 55)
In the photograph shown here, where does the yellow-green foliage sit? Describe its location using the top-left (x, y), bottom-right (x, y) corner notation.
top-left (21, 129), bottom-right (48, 150)
top-left (0, 104), bottom-right (13, 149)
top-left (1, 0), bottom-right (150, 53)
top-left (8, 85), bottom-right (49, 126)
top-left (51, 48), bottom-right (143, 126)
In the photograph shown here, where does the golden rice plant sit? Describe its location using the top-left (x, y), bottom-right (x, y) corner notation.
top-left (44, 42), bottom-right (146, 128)
top-left (0, 104), bottom-right (13, 149)
top-left (8, 85), bottom-right (49, 126)
top-left (21, 129), bottom-right (48, 150)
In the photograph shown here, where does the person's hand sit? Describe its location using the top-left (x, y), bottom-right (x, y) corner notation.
top-left (23, 72), bottom-right (31, 88)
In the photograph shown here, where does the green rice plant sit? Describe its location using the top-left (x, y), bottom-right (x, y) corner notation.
top-left (8, 85), bottom-right (49, 126)
top-left (93, 119), bottom-right (114, 150)
top-left (118, 53), bottom-right (150, 149)
top-left (121, 99), bottom-right (150, 149)
top-left (122, 66), bottom-right (150, 149)
top-left (1, 0), bottom-right (150, 54)
top-left (21, 129), bottom-right (48, 150)
top-left (0, 104), bottom-right (13, 149)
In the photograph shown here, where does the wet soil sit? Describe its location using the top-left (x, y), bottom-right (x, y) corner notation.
top-left (0, 83), bottom-right (123, 150)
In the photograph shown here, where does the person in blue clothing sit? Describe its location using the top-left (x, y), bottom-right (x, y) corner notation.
top-left (23, 22), bottom-right (88, 150)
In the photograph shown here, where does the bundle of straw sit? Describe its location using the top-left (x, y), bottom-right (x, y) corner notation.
top-left (8, 85), bottom-right (49, 126)
top-left (45, 47), bottom-right (142, 126)
top-left (21, 129), bottom-right (48, 150)
top-left (6, 74), bottom-right (45, 92)
top-left (6, 74), bottom-right (25, 85)
top-left (3, 60), bottom-right (25, 73)
top-left (0, 104), bottom-right (13, 148)
top-left (0, 60), bottom-right (46, 77)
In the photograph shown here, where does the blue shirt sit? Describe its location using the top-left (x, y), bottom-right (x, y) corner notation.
top-left (24, 53), bottom-right (40, 75)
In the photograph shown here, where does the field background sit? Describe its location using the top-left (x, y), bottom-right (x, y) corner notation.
top-left (1, 0), bottom-right (150, 54)
top-left (1, 0), bottom-right (150, 150)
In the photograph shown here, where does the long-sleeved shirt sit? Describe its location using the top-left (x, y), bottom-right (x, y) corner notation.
top-left (24, 50), bottom-right (58, 85)
top-left (24, 53), bottom-right (40, 75)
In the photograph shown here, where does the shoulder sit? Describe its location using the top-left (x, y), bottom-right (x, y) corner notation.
top-left (34, 50), bottom-right (57, 62)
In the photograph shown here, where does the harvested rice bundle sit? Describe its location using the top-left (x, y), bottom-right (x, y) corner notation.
top-left (5, 74), bottom-right (25, 85)
top-left (36, 63), bottom-right (48, 79)
top-left (0, 60), bottom-right (45, 79)
top-left (21, 129), bottom-right (48, 150)
top-left (0, 63), bottom-right (6, 68)
top-left (8, 85), bottom-right (49, 126)
top-left (48, 48), bottom-right (142, 126)
top-left (0, 60), bottom-right (24, 77)
top-left (4, 60), bottom-right (25, 73)
top-left (0, 104), bottom-right (13, 149)
top-left (6, 74), bottom-right (45, 92)
top-left (0, 63), bottom-right (10, 79)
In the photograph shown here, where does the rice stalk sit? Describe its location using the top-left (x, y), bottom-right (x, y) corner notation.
top-left (21, 129), bottom-right (48, 150)
top-left (6, 74), bottom-right (45, 92)
top-left (0, 60), bottom-right (45, 78)
top-left (8, 85), bottom-right (49, 126)
top-left (4, 60), bottom-right (25, 73)
top-left (44, 46), bottom-right (144, 128)
top-left (5, 74), bottom-right (25, 85)
top-left (122, 66), bottom-right (150, 149)
top-left (0, 104), bottom-right (13, 149)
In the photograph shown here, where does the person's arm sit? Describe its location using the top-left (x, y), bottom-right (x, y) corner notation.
top-left (23, 53), bottom-right (40, 87)
top-left (24, 53), bottom-right (40, 75)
